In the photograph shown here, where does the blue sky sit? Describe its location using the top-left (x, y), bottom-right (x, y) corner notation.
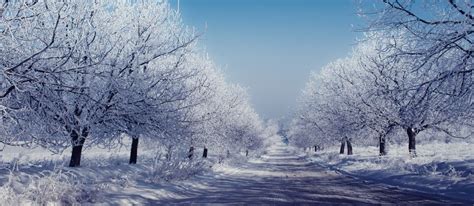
top-left (169, 0), bottom-right (368, 120)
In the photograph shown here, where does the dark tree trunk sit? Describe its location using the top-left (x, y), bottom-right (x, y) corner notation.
top-left (188, 146), bottom-right (194, 159)
top-left (245, 150), bottom-right (249, 157)
top-left (129, 138), bottom-right (139, 164)
top-left (69, 130), bottom-right (86, 167)
top-left (407, 128), bottom-right (417, 157)
top-left (69, 144), bottom-right (84, 167)
top-left (339, 140), bottom-right (345, 154)
top-left (166, 145), bottom-right (172, 161)
top-left (379, 136), bottom-right (386, 156)
top-left (314, 145), bottom-right (318, 152)
top-left (346, 138), bottom-right (353, 155)
top-left (202, 147), bottom-right (208, 158)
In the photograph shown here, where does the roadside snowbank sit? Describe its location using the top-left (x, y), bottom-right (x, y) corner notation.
top-left (308, 142), bottom-right (474, 202)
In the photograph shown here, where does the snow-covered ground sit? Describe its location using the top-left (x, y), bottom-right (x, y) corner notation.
top-left (0, 141), bottom-right (471, 205)
top-left (307, 141), bottom-right (474, 202)
top-left (0, 142), bottom-right (213, 205)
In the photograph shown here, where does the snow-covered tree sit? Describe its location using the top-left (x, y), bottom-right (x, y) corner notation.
top-left (1, 0), bottom-right (207, 166)
top-left (366, 0), bottom-right (474, 153)
top-left (0, 1), bottom-right (124, 166)
top-left (293, 30), bottom-right (472, 157)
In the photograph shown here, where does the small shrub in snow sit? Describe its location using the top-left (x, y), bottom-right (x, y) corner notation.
top-left (144, 154), bottom-right (208, 183)
top-left (0, 169), bottom-right (100, 205)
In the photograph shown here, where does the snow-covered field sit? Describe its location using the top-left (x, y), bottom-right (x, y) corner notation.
top-left (308, 142), bottom-right (474, 202)
top-left (0, 143), bottom-right (221, 205)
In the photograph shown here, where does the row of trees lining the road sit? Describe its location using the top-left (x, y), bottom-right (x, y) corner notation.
top-left (0, 0), bottom-right (268, 167)
top-left (289, 0), bottom-right (473, 157)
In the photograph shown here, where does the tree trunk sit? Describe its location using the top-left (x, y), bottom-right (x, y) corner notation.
top-left (202, 147), bottom-right (208, 158)
top-left (129, 137), bottom-right (139, 164)
top-left (346, 138), bottom-right (353, 155)
top-left (69, 144), bottom-right (84, 167)
top-left (407, 128), bottom-right (417, 157)
top-left (166, 145), bottom-right (172, 161)
top-left (246, 150), bottom-right (249, 157)
top-left (188, 146), bottom-right (194, 159)
top-left (339, 140), bottom-right (345, 154)
top-left (379, 135), bottom-right (386, 156)
top-left (69, 130), bottom-right (86, 167)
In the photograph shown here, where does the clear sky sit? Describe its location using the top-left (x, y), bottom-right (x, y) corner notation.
top-left (169, 0), bottom-right (367, 120)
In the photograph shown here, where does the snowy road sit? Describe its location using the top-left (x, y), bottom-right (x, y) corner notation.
top-left (105, 143), bottom-right (467, 205)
